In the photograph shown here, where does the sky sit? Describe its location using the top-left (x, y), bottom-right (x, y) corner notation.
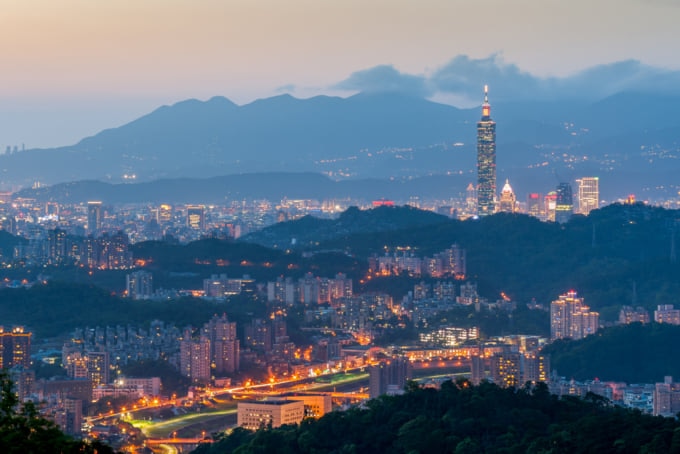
top-left (1, 0), bottom-right (679, 149)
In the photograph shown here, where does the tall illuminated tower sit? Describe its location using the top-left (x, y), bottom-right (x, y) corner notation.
top-left (477, 85), bottom-right (496, 216)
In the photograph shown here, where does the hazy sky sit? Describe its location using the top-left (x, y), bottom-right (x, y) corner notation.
top-left (1, 0), bottom-right (678, 148)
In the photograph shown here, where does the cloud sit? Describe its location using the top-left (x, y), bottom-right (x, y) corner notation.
top-left (430, 54), bottom-right (546, 101)
top-left (275, 84), bottom-right (297, 94)
top-left (333, 65), bottom-right (432, 98)
top-left (333, 55), bottom-right (680, 104)
top-left (432, 55), bottom-right (680, 101)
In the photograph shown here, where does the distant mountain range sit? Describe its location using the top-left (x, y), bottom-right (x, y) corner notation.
top-left (3, 91), bottom-right (680, 200)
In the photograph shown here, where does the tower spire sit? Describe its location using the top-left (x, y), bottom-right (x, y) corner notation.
top-left (481, 85), bottom-right (491, 119)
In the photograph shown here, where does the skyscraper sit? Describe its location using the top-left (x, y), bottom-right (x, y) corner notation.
top-left (554, 183), bottom-right (573, 224)
top-left (576, 177), bottom-right (599, 215)
top-left (87, 201), bottom-right (102, 235)
top-left (477, 85), bottom-right (496, 216)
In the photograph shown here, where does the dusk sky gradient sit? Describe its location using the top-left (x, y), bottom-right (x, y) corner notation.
top-left (1, 0), bottom-right (678, 148)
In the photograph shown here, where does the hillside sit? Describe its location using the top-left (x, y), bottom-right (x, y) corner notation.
top-left (544, 323), bottom-right (680, 383)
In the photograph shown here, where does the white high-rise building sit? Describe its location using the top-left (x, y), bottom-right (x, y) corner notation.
top-left (576, 177), bottom-right (599, 215)
top-left (550, 291), bottom-right (599, 341)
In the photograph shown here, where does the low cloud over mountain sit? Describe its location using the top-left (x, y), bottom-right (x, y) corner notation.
top-left (334, 54), bottom-right (680, 102)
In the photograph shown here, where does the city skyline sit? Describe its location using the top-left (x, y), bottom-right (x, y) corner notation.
top-left (2, 1), bottom-right (680, 148)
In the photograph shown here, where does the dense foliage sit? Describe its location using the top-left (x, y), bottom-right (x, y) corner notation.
top-left (544, 322), bottom-right (680, 382)
top-left (0, 372), bottom-right (117, 453)
top-left (192, 380), bottom-right (680, 454)
top-left (0, 281), bottom-right (266, 338)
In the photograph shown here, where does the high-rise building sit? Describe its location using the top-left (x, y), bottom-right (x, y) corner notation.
top-left (0, 326), bottom-right (31, 369)
top-left (654, 376), bottom-right (680, 417)
top-left (187, 205), bottom-right (205, 231)
top-left (158, 204), bottom-right (173, 224)
top-left (465, 183), bottom-right (477, 214)
top-left (490, 352), bottom-right (521, 388)
top-left (87, 201), bottom-right (102, 235)
top-left (544, 191), bottom-right (557, 222)
top-left (203, 314), bottom-right (240, 375)
top-left (498, 179), bottom-right (517, 213)
top-left (523, 353), bottom-right (551, 384)
top-left (126, 270), bottom-right (153, 300)
top-left (576, 177), bottom-right (599, 215)
top-left (527, 193), bottom-right (543, 219)
top-left (48, 228), bottom-right (68, 264)
top-left (179, 331), bottom-right (211, 384)
top-left (554, 183), bottom-right (573, 224)
top-left (86, 351), bottom-right (110, 387)
top-left (368, 357), bottom-right (412, 398)
top-left (476, 85), bottom-right (496, 216)
top-left (550, 291), bottom-right (599, 341)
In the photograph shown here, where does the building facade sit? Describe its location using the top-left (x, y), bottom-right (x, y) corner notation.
top-left (237, 398), bottom-right (305, 430)
top-left (498, 179), bottom-right (517, 213)
top-left (576, 177), bottom-right (599, 215)
top-left (476, 85), bottom-right (496, 216)
top-left (0, 326), bottom-right (31, 370)
top-left (555, 183), bottom-right (574, 224)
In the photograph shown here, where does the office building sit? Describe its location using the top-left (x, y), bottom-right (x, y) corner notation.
top-left (555, 183), bottom-right (574, 224)
top-left (527, 193), bottom-right (543, 219)
top-left (576, 177), bottom-right (599, 215)
top-left (87, 201), bottom-right (102, 235)
top-left (237, 398), bottom-right (305, 430)
top-left (186, 205), bottom-right (205, 231)
top-left (544, 191), bottom-right (557, 222)
top-left (550, 291), bottom-right (599, 341)
top-left (476, 85), bottom-right (497, 216)
top-left (158, 204), bottom-right (173, 224)
top-left (285, 394), bottom-right (333, 419)
top-left (498, 179), bottom-right (517, 213)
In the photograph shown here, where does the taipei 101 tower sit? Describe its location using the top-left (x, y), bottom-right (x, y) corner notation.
top-left (476, 85), bottom-right (496, 216)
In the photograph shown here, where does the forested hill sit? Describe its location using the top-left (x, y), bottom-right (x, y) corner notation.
top-left (191, 380), bottom-right (680, 454)
top-left (544, 322), bottom-right (680, 383)
top-left (242, 203), bottom-right (680, 316)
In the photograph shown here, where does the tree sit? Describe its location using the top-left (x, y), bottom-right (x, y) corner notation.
top-left (0, 371), bottom-right (117, 453)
